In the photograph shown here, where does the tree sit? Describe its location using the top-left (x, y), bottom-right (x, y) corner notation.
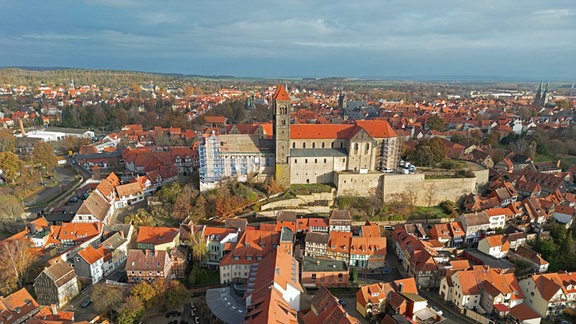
top-left (91, 283), bottom-right (124, 313)
top-left (0, 238), bottom-right (38, 289)
top-left (408, 138), bottom-right (447, 167)
top-left (188, 194), bottom-right (206, 224)
top-left (118, 295), bottom-right (144, 324)
top-left (0, 129), bottom-right (16, 152)
top-left (426, 115), bottom-right (446, 131)
top-left (0, 152), bottom-right (22, 182)
top-left (131, 280), bottom-right (160, 308)
top-left (0, 194), bottom-right (24, 223)
top-left (32, 142), bottom-right (57, 172)
top-left (185, 232), bottom-right (208, 263)
top-left (157, 183), bottom-right (182, 204)
top-left (165, 280), bottom-right (191, 308)
top-left (351, 268), bottom-right (359, 282)
top-left (172, 184), bottom-right (198, 221)
top-left (124, 208), bottom-right (155, 229)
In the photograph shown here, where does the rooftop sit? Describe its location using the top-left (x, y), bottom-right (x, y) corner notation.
top-left (302, 256), bottom-right (348, 272)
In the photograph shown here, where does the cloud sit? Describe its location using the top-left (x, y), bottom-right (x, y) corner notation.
top-left (0, 0), bottom-right (574, 78)
top-left (21, 33), bottom-right (90, 41)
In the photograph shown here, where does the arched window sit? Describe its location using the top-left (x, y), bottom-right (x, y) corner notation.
top-left (303, 143), bottom-right (306, 149)
top-left (295, 159), bottom-right (297, 164)
top-left (365, 143), bottom-right (370, 150)
top-left (354, 143), bottom-right (359, 151)
top-left (312, 142), bottom-right (316, 149)
top-left (292, 142), bottom-right (295, 149)
top-left (305, 159), bottom-right (308, 163)
top-left (315, 159), bottom-right (317, 163)
top-left (322, 142), bottom-right (325, 148)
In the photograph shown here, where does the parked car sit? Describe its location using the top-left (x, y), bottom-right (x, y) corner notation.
top-left (431, 305), bottom-right (443, 316)
top-left (80, 299), bottom-right (92, 308)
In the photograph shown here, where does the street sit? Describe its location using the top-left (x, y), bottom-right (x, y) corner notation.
top-left (24, 166), bottom-right (82, 214)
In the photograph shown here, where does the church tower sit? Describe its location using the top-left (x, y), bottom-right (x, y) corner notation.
top-left (273, 85), bottom-right (291, 188)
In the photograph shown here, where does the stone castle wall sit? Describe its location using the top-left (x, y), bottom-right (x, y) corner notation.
top-left (335, 172), bottom-right (480, 206)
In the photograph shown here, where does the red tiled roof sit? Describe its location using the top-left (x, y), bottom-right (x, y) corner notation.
top-left (273, 85), bottom-right (291, 101)
top-left (78, 245), bottom-right (104, 265)
top-left (136, 226), bottom-right (179, 246)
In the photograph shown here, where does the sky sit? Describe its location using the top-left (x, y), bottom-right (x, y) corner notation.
top-left (0, 0), bottom-right (575, 80)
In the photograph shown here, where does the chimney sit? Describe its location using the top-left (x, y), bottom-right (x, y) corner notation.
top-left (29, 222), bottom-right (37, 234)
top-left (50, 304), bottom-right (58, 316)
top-left (19, 119), bottom-right (26, 137)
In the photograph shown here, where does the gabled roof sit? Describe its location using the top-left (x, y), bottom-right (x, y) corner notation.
top-left (76, 191), bottom-right (110, 221)
top-left (39, 262), bottom-right (77, 288)
top-left (243, 287), bottom-right (297, 324)
top-left (136, 226), bottom-right (179, 246)
top-left (302, 286), bottom-right (360, 324)
top-left (115, 182), bottom-right (143, 198)
top-left (56, 222), bottom-right (101, 242)
top-left (126, 249), bottom-right (169, 272)
top-left (77, 245), bottom-right (104, 265)
top-left (273, 85), bottom-right (291, 101)
top-left (0, 288), bottom-right (39, 323)
top-left (509, 303), bottom-right (541, 321)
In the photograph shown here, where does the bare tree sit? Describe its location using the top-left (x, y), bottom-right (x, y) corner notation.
top-left (0, 194), bottom-right (24, 223)
top-left (0, 238), bottom-right (37, 288)
top-left (424, 183), bottom-right (438, 207)
top-left (91, 283), bottom-right (125, 313)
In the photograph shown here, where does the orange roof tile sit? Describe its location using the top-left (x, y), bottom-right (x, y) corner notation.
top-left (273, 85), bottom-right (291, 101)
top-left (78, 245), bottom-right (104, 265)
top-left (136, 226), bottom-right (179, 246)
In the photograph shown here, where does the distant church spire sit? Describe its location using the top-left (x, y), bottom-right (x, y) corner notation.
top-left (533, 81), bottom-right (550, 107)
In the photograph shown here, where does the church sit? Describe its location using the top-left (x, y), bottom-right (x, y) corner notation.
top-left (198, 85), bottom-right (401, 192)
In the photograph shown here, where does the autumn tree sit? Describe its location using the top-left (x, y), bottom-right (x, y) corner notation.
top-left (0, 194), bottom-right (24, 223)
top-left (0, 152), bottom-right (22, 182)
top-left (124, 208), bottom-right (155, 229)
top-left (408, 137), bottom-right (447, 166)
top-left (118, 295), bottom-right (145, 324)
top-left (32, 142), bottom-right (58, 172)
top-left (188, 194), bottom-right (206, 224)
top-left (0, 238), bottom-right (38, 290)
top-left (157, 182), bottom-right (183, 204)
top-left (165, 280), bottom-right (191, 308)
top-left (56, 136), bottom-right (91, 154)
top-left (91, 283), bottom-right (124, 313)
top-left (172, 184), bottom-right (199, 221)
top-left (184, 232), bottom-right (208, 263)
top-left (0, 129), bottom-right (16, 152)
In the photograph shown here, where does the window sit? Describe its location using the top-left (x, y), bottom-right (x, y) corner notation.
top-left (312, 142), bottom-right (316, 148)
top-left (338, 273), bottom-right (343, 281)
top-left (303, 143), bottom-right (306, 148)
top-left (324, 159), bottom-right (327, 163)
top-left (322, 142), bottom-right (325, 148)
top-left (295, 159), bottom-right (297, 164)
top-left (315, 159), bottom-right (317, 163)
top-left (312, 274), bottom-right (316, 282)
top-left (292, 142), bottom-right (295, 148)
top-left (305, 159), bottom-right (308, 163)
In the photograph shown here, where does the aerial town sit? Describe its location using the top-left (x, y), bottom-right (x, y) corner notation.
top-left (1, 70), bottom-right (576, 324)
